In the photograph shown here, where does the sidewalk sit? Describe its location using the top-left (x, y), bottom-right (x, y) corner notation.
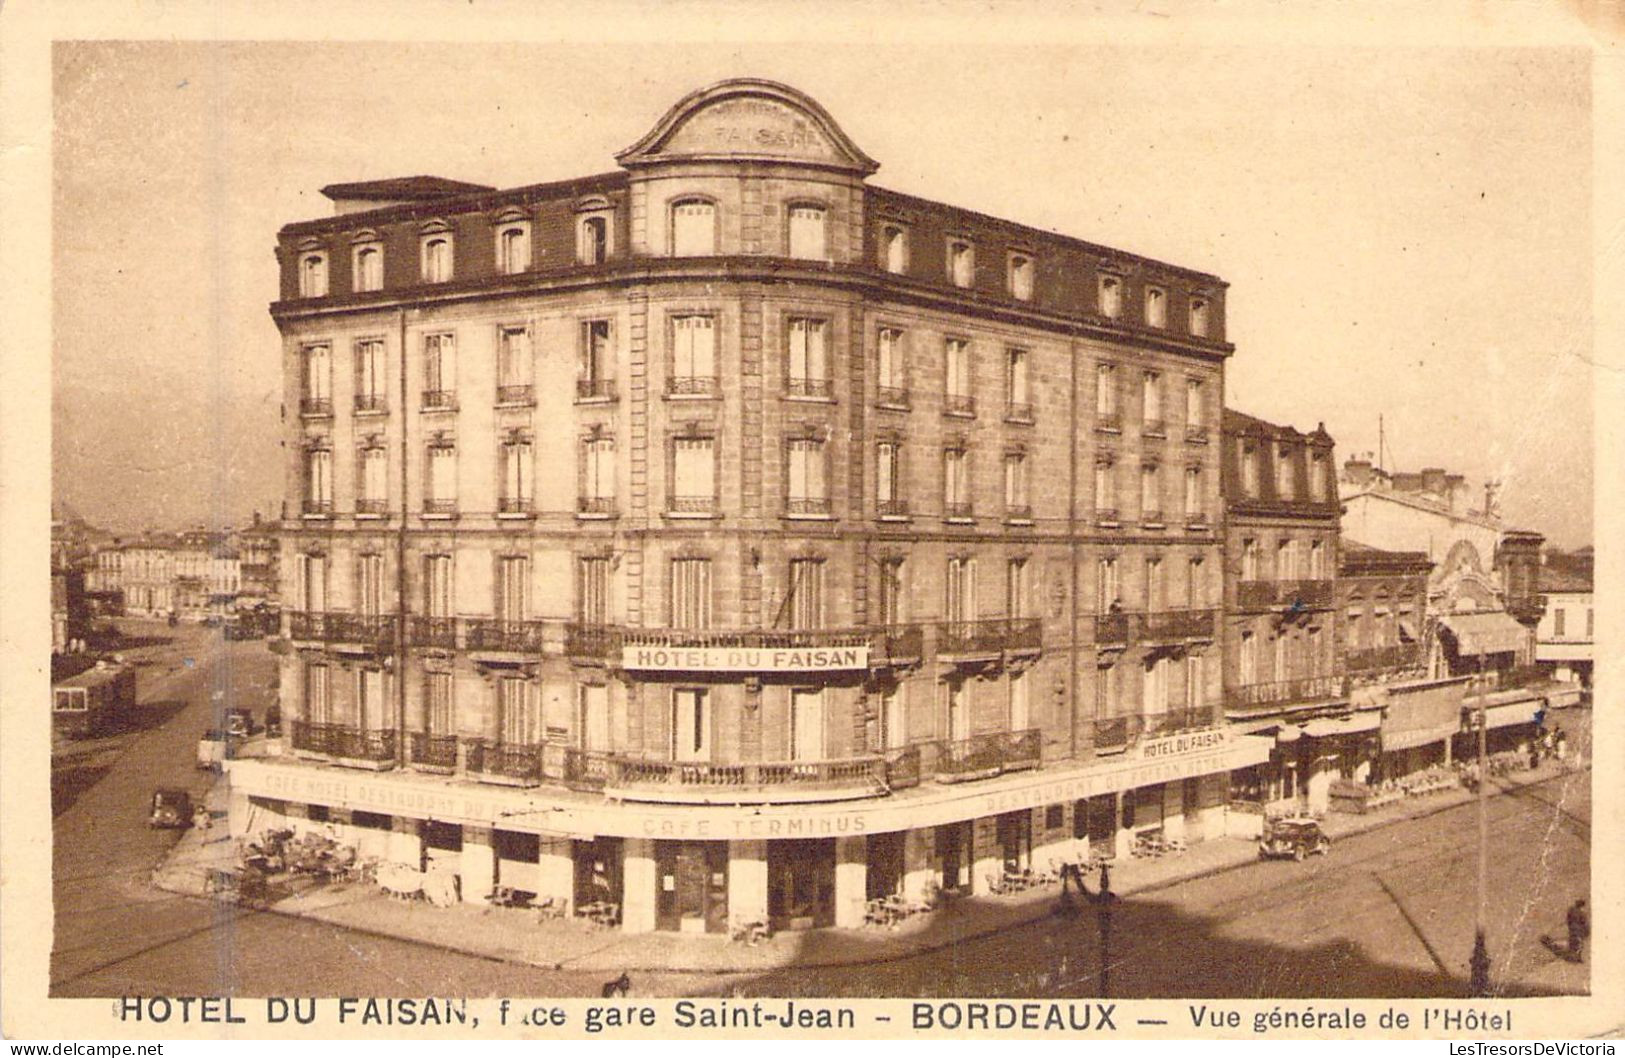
top-left (152, 757), bottom-right (1588, 975)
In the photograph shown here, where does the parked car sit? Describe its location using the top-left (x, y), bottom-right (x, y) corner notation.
top-left (149, 788), bottom-right (194, 829)
top-left (197, 728), bottom-right (232, 770)
top-left (1258, 817), bottom-right (1331, 861)
top-left (225, 708), bottom-right (254, 738)
top-left (264, 704), bottom-right (282, 738)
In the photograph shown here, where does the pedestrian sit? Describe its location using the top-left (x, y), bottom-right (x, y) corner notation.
top-left (1565, 899), bottom-right (1589, 963)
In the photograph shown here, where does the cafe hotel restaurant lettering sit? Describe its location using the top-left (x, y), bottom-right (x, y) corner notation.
top-left (234, 79), bottom-right (1562, 935)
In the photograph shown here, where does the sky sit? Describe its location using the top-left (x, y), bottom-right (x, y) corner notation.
top-left (50, 37), bottom-right (1595, 546)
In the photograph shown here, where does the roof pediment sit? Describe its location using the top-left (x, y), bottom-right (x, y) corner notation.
top-left (617, 79), bottom-right (878, 175)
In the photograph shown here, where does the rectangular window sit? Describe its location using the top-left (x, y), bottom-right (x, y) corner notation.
top-left (1239, 632), bottom-right (1257, 685)
top-left (1276, 445), bottom-right (1296, 499)
top-left (882, 225), bottom-right (908, 274)
top-left (1094, 460), bottom-right (1116, 516)
top-left (423, 555), bottom-right (452, 617)
top-left (1006, 348), bottom-right (1031, 419)
top-left (790, 688), bottom-right (826, 760)
top-left (670, 315), bottom-right (716, 391)
top-left (300, 553), bottom-right (328, 612)
top-left (1008, 254), bottom-right (1033, 300)
top-left (497, 326), bottom-right (532, 395)
top-left (299, 253), bottom-right (328, 298)
top-left (946, 680), bottom-right (969, 742)
top-left (353, 245), bottom-right (383, 293)
top-left (1187, 557), bottom-right (1204, 609)
top-left (670, 558), bottom-right (712, 628)
top-left (1145, 286), bottom-right (1167, 327)
top-left (1141, 464), bottom-right (1162, 520)
top-left (425, 671), bottom-right (452, 735)
top-left (1184, 466), bottom-right (1202, 520)
top-left (880, 684), bottom-right (906, 750)
top-left (500, 436), bottom-right (532, 511)
top-left (1098, 275), bottom-right (1122, 318)
top-left (786, 559), bottom-right (825, 629)
top-left (355, 553), bottom-right (385, 616)
top-left (1277, 539), bottom-right (1296, 581)
top-left (672, 688), bottom-right (710, 761)
top-left (1186, 653), bottom-right (1204, 708)
top-left (303, 448), bottom-right (333, 515)
top-left (877, 442), bottom-right (901, 510)
top-left (1586, 609), bottom-right (1594, 639)
top-left (1096, 363), bottom-right (1118, 419)
top-left (1185, 378), bottom-right (1203, 430)
top-left (1143, 655), bottom-right (1169, 714)
top-left (357, 667), bottom-right (385, 729)
top-left (1142, 371), bottom-right (1162, 432)
top-left (1309, 540), bottom-right (1326, 579)
top-left (496, 225), bottom-right (530, 275)
top-left (787, 439), bottom-right (828, 512)
top-left (877, 327), bottom-right (906, 401)
top-left (1310, 452), bottom-right (1329, 500)
top-left (944, 448), bottom-right (970, 516)
top-left (671, 201), bottom-right (715, 256)
top-left (423, 333), bottom-right (456, 407)
top-left (672, 437), bottom-right (715, 510)
top-left (426, 443), bottom-right (457, 508)
top-left (578, 214), bottom-right (610, 265)
top-left (578, 684), bottom-right (609, 752)
top-left (302, 344), bottom-right (331, 406)
top-left (948, 239), bottom-right (974, 287)
top-left (354, 339), bottom-right (386, 410)
top-left (788, 205), bottom-right (826, 259)
top-left (579, 320), bottom-right (612, 398)
top-left (303, 661), bottom-right (330, 723)
top-left (1145, 558), bottom-right (1164, 612)
top-left (877, 559), bottom-right (905, 625)
top-left (496, 556), bottom-right (529, 622)
top-left (1242, 538), bottom-right (1260, 581)
top-left (945, 338), bottom-right (973, 413)
top-left (946, 557), bottom-right (976, 623)
top-left (1009, 669), bottom-right (1029, 731)
top-left (499, 677), bottom-right (537, 745)
top-left (582, 436), bottom-right (615, 508)
top-left (1004, 453), bottom-right (1029, 517)
top-left (578, 557), bottom-right (610, 625)
top-left (1242, 445), bottom-right (1261, 497)
top-left (1006, 558), bottom-right (1028, 619)
top-left (1097, 557), bottom-right (1119, 612)
top-left (1189, 297), bottom-right (1210, 337)
top-left (787, 318), bottom-right (830, 398)
top-left (1554, 608), bottom-right (1566, 636)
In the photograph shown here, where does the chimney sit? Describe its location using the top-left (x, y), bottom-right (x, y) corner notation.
top-left (1343, 456), bottom-right (1372, 487)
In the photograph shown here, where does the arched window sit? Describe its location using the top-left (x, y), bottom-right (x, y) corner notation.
top-left (1008, 254), bottom-right (1033, 300)
top-left (882, 225), bottom-right (908, 273)
top-left (496, 225), bottom-right (530, 275)
top-left (671, 199), bottom-right (716, 256)
top-left (578, 215), bottom-right (609, 264)
top-left (352, 244), bottom-right (382, 292)
top-left (299, 253), bottom-right (328, 298)
top-left (421, 236), bottom-right (452, 283)
top-left (948, 239), bottom-right (974, 288)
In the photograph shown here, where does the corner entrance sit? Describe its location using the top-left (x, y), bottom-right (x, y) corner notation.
top-left (768, 838), bottom-right (836, 931)
top-left (655, 840), bottom-right (728, 933)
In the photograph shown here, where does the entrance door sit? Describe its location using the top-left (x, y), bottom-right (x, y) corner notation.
top-left (937, 821), bottom-right (972, 893)
top-left (573, 837), bottom-right (624, 910)
top-left (423, 820), bottom-right (462, 875)
top-left (1086, 796), bottom-right (1117, 857)
top-left (768, 839), bottom-right (836, 930)
top-left (866, 831), bottom-right (905, 900)
top-left (1182, 778), bottom-right (1203, 841)
top-left (996, 811), bottom-right (1032, 873)
top-left (655, 841), bottom-right (727, 933)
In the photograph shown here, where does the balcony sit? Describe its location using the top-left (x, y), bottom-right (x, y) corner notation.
top-left (1005, 401), bottom-right (1035, 424)
top-left (1146, 707), bottom-right (1218, 736)
top-left (944, 502), bottom-right (974, 522)
top-left (496, 384), bottom-right (534, 406)
top-left (1347, 643), bottom-right (1424, 673)
top-left (615, 625), bottom-right (922, 672)
top-left (944, 394), bottom-right (976, 418)
top-left (1095, 507), bottom-right (1120, 527)
top-left (934, 728), bottom-right (1041, 783)
top-left (408, 731), bottom-right (458, 771)
top-left (355, 498), bottom-right (389, 517)
top-left (497, 497), bottom-right (534, 518)
top-left (870, 623), bottom-right (925, 666)
top-left (1004, 504), bottom-right (1033, 523)
top-left (410, 615), bottom-right (459, 649)
top-left (565, 622), bottom-right (619, 661)
top-left (1139, 608), bottom-right (1216, 642)
top-left (576, 378), bottom-right (616, 402)
top-left (937, 617), bottom-right (1042, 660)
top-left (1141, 509), bottom-right (1166, 528)
top-left (877, 498), bottom-right (910, 520)
top-left (786, 378), bottom-right (833, 400)
top-left (1226, 674), bottom-right (1348, 712)
top-left (1143, 418), bottom-right (1167, 438)
top-left (465, 739), bottom-right (544, 786)
top-left (578, 496), bottom-right (617, 518)
top-left (567, 748), bottom-right (914, 804)
top-left (1096, 412), bottom-right (1122, 433)
top-left (875, 386), bottom-right (910, 409)
top-left (1185, 423), bottom-right (1209, 444)
top-left (302, 499), bottom-right (334, 519)
top-left (1236, 578), bottom-right (1336, 611)
top-left (421, 389), bottom-right (457, 411)
top-left (290, 721), bottom-right (396, 769)
top-left (666, 376), bottom-right (719, 398)
top-left (354, 394), bottom-right (388, 414)
top-left (464, 618), bottom-right (546, 654)
top-left (1095, 612), bottom-right (1132, 646)
top-left (786, 497), bottom-right (833, 518)
top-left (299, 397), bottom-right (333, 417)
top-left (422, 498), bottom-right (458, 518)
top-left (287, 611), bottom-right (393, 649)
top-left (1092, 714), bottom-right (1145, 754)
top-left (667, 495), bottom-right (717, 517)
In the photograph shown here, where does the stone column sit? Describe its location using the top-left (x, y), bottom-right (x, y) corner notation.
top-left (461, 826), bottom-right (495, 904)
top-left (538, 838), bottom-right (575, 911)
top-left (1197, 774), bottom-right (1228, 842)
top-left (902, 827), bottom-right (936, 904)
top-left (1161, 783), bottom-right (1187, 843)
top-left (1112, 793), bottom-right (1135, 860)
top-left (620, 837), bottom-right (657, 933)
top-left (834, 835), bottom-right (868, 929)
top-left (728, 839), bottom-right (769, 926)
top-left (388, 815), bottom-right (422, 869)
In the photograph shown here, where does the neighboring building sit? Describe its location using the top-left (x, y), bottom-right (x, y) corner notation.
top-left (1219, 411), bottom-right (1346, 817)
top-left (238, 512), bottom-right (282, 608)
top-left (85, 530), bottom-right (247, 620)
top-left (230, 79), bottom-right (1273, 936)
top-left (52, 565), bottom-right (90, 654)
top-left (1535, 555), bottom-right (1592, 695)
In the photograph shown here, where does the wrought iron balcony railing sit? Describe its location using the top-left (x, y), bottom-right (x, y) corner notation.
top-left (1143, 418), bottom-right (1167, 438)
top-left (464, 739), bottom-right (544, 785)
top-left (463, 618), bottom-right (546, 653)
top-left (937, 617), bottom-right (1042, 657)
top-left (353, 394), bottom-right (388, 414)
top-left (944, 501), bottom-right (974, 521)
top-left (1347, 642), bottom-right (1424, 673)
top-left (562, 747), bottom-right (915, 801)
top-left (786, 377), bottom-right (834, 400)
top-left (1140, 608), bottom-right (1217, 641)
top-left (666, 376), bottom-right (719, 397)
top-left (299, 397), bottom-right (333, 417)
top-left (409, 615), bottom-right (459, 649)
top-left (1237, 578), bottom-right (1336, 610)
top-left (355, 498), bottom-right (389, 516)
top-left (422, 498), bottom-right (458, 516)
top-left (1141, 509), bottom-right (1166, 526)
top-left (576, 377), bottom-right (616, 401)
top-left (786, 497), bottom-right (833, 517)
top-left (667, 495), bottom-right (716, 515)
top-left (1005, 504), bottom-right (1033, 522)
top-left (875, 385), bottom-right (910, 408)
top-left (944, 393), bottom-right (976, 417)
top-left (497, 497), bottom-right (534, 516)
top-left (421, 389), bottom-right (457, 411)
top-left (496, 384), bottom-right (534, 406)
top-left (1095, 412), bottom-right (1122, 432)
top-left (302, 499), bottom-right (334, 518)
top-left (1095, 507), bottom-right (1120, 525)
top-left (877, 498), bottom-right (910, 519)
top-left (1145, 707), bottom-right (1218, 736)
top-left (1005, 401), bottom-right (1035, 423)
top-left (934, 728), bottom-right (1041, 783)
top-left (291, 720), bottom-right (396, 763)
top-left (1185, 423), bottom-right (1209, 444)
top-left (408, 731), bottom-right (458, 770)
top-left (287, 611), bottom-right (393, 646)
top-left (578, 495), bottom-right (617, 516)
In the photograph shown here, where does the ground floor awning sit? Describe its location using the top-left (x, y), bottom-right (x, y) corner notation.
top-left (1481, 699), bottom-right (1541, 730)
top-left (1439, 611), bottom-right (1529, 657)
top-left (1300, 711), bottom-right (1383, 739)
top-left (1383, 723), bottom-right (1460, 753)
top-left (229, 733), bottom-right (1273, 840)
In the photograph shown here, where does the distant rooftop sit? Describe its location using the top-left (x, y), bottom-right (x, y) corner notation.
top-left (320, 175), bottom-right (497, 206)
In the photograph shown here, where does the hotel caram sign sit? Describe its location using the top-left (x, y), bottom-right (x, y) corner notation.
top-left (620, 644), bottom-right (870, 672)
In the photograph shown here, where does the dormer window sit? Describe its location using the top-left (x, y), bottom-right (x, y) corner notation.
top-left (1098, 274), bottom-right (1122, 319)
top-left (578, 215), bottom-right (609, 265)
top-left (948, 239), bottom-right (974, 288)
top-left (788, 204), bottom-right (827, 260)
top-left (351, 240), bottom-right (383, 293)
top-left (1008, 253), bottom-right (1034, 301)
top-left (298, 251), bottom-right (328, 298)
top-left (495, 219), bottom-right (531, 275)
top-left (420, 224), bottom-right (454, 283)
top-left (1276, 444), bottom-right (1296, 499)
top-left (1189, 296), bottom-right (1210, 338)
top-left (1145, 286), bottom-right (1167, 327)
top-left (671, 198), bottom-right (716, 256)
top-left (881, 224), bottom-right (909, 274)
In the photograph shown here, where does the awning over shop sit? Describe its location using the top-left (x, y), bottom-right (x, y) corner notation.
top-left (1439, 611), bottom-right (1528, 657)
top-left (1301, 711), bottom-right (1383, 738)
top-left (1383, 723), bottom-right (1460, 753)
top-left (1481, 699), bottom-right (1540, 730)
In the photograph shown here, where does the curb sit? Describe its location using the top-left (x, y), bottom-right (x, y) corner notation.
top-left (148, 765), bottom-right (1587, 977)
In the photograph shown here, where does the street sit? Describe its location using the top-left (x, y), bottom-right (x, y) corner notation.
top-left (51, 623), bottom-right (1590, 999)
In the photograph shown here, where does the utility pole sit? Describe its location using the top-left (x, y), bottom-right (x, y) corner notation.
top-left (1469, 671), bottom-right (1491, 996)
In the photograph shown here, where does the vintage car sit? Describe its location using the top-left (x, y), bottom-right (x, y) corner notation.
top-left (197, 728), bottom-right (232, 770)
top-left (264, 704), bottom-right (282, 739)
top-left (225, 708), bottom-right (254, 738)
top-left (149, 788), bottom-right (194, 829)
top-left (1258, 817), bottom-right (1331, 861)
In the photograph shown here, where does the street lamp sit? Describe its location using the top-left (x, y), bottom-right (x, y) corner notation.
top-left (1469, 670), bottom-right (1491, 996)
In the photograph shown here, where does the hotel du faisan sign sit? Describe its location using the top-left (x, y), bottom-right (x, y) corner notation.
top-left (621, 643), bottom-right (870, 672)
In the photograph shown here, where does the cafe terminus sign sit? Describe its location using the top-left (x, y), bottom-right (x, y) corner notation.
top-left (621, 644), bottom-right (870, 672)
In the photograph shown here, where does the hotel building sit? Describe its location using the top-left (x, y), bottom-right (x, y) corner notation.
top-left (229, 79), bottom-right (1272, 934)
